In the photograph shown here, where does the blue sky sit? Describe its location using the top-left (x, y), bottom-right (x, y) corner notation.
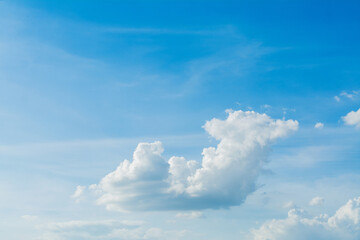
top-left (1, 1), bottom-right (360, 239)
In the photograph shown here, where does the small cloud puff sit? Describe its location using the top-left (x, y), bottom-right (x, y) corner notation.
top-left (72, 185), bottom-right (86, 203)
top-left (251, 196), bottom-right (360, 240)
top-left (342, 108), bottom-right (360, 128)
top-left (176, 211), bottom-right (204, 219)
top-left (309, 197), bottom-right (324, 206)
top-left (89, 110), bottom-right (298, 211)
top-left (314, 122), bottom-right (324, 129)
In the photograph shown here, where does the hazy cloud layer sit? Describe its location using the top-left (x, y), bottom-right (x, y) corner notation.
top-left (38, 219), bottom-right (187, 240)
top-left (251, 196), bottom-right (360, 240)
top-left (89, 110), bottom-right (298, 211)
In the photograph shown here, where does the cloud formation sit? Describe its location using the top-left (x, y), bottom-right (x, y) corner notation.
top-left (342, 108), bottom-right (360, 128)
top-left (251, 196), bottom-right (360, 240)
top-left (175, 211), bottom-right (204, 219)
top-left (38, 219), bottom-right (187, 240)
top-left (334, 90), bottom-right (360, 102)
top-left (90, 110), bottom-right (298, 211)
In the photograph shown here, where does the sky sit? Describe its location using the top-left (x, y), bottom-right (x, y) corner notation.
top-left (1, 0), bottom-right (360, 239)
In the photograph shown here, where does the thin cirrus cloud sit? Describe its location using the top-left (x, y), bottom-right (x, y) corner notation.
top-left (342, 108), bottom-right (360, 128)
top-left (251, 196), bottom-right (360, 240)
top-left (88, 110), bottom-right (298, 211)
top-left (103, 26), bottom-right (236, 36)
top-left (175, 211), bottom-right (204, 219)
top-left (334, 90), bottom-right (360, 102)
top-left (37, 219), bottom-right (188, 240)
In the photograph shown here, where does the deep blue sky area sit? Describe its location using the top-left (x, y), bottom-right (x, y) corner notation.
top-left (0, 0), bottom-right (358, 143)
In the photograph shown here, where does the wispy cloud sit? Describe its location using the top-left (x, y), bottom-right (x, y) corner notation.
top-left (103, 25), bottom-right (237, 36)
top-left (334, 90), bottom-right (360, 102)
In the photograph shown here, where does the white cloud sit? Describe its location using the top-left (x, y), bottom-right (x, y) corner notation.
top-left (340, 91), bottom-right (357, 100)
top-left (175, 211), bottom-right (204, 219)
top-left (334, 90), bottom-right (360, 102)
top-left (314, 122), bottom-right (324, 129)
top-left (251, 196), bottom-right (360, 240)
top-left (342, 108), bottom-right (360, 128)
top-left (72, 185), bottom-right (86, 203)
top-left (90, 110), bottom-right (298, 211)
top-left (309, 197), bottom-right (324, 206)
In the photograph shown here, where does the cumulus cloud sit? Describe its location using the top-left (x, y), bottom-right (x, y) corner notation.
top-left (251, 196), bottom-right (360, 240)
top-left (89, 110), bottom-right (298, 211)
top-left (314, 122), bottom-right (324, 129)
top-left (38, 219), bottom-right (187, 240)
top-left (342, 108), bottom-right (360, 128)
top-left (309, 197), bottom-right (324, 206)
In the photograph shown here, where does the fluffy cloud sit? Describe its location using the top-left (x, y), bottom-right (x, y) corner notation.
top-left (314, 122), bottom-right (324, 129)
top-left (342, 108), bottom-right (360, 128)
top-left (90, 110), bottom-right (298, 211)
top-left (251, 196), bottom-right (360, 240)
top-left (38, 219), bottom-right (187, 240)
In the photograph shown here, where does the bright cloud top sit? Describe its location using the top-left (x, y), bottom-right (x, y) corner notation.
top-left (89, 110), bottom-right (298, 211)
top-left (342, 108), bottom-right (360, 128)
top-left (251, 196), bottom-right (360, 240)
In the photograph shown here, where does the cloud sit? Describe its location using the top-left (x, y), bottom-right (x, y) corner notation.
top-left (251, 196), bottom-right (360, 240)
top-left (38, 219), bottom-right (187, 240)
top-left (309, 197), bottom-right (324, 206)
top-left (342, 108), bottom-right (360, 128)
top-left (175, 211), bottom-right (204, 219)
top-left (72, 185), bottom-right (86, 203)
top-left (89, 110), bottom-right (298, 211)
top-left (283, 201), bottom-right (296, 209)
top-left (334, 90), bottom-right (360, 102)
top-left (103, 26), bottom-right (234, 36)
top-left (43, 219), bottom-right (143, 232)
top-left (314, 122), bottom-right (324, 129)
